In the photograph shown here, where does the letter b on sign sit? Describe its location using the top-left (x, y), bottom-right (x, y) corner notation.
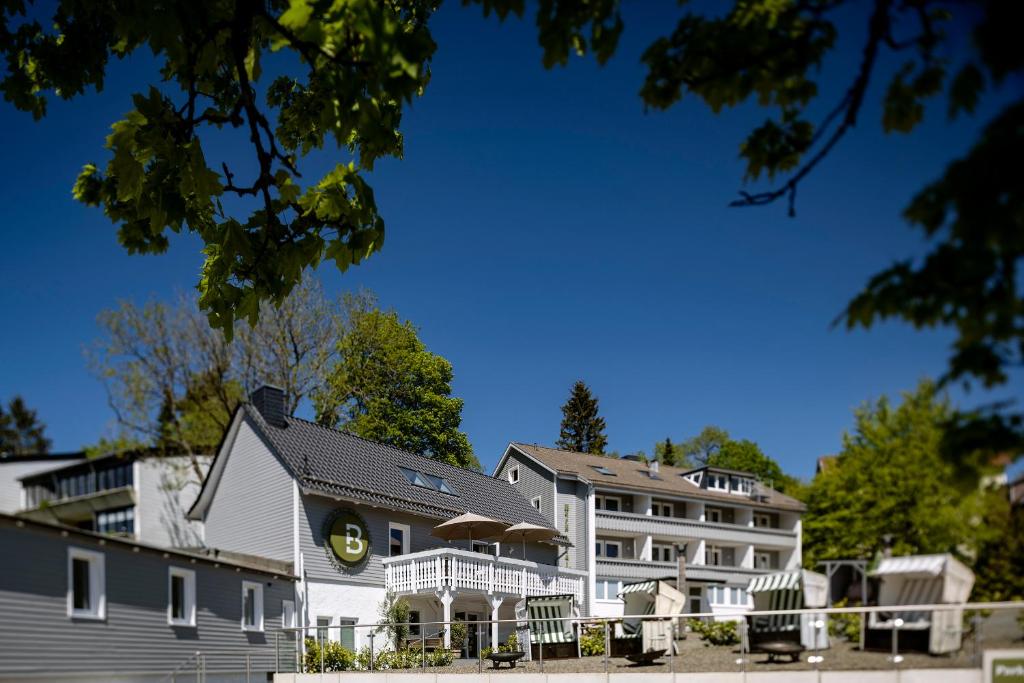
top-left (327, 510), bottom-right (370, 568)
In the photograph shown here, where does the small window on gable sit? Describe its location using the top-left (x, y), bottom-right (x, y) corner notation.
top-left (508, 466), bottom-right (520, 484)
top-left (168, 567), bottom-right (196, 627)
top-left (531, 496), bottom-right (542, 510)
top-left (242, 581), bottom-right (264, 632)
top-left (67, 547), bottom-right (105, 620)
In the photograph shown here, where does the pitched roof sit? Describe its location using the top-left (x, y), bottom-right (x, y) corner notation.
top-left (243, 406), bottom-right (556, 528)
top-left (510, 442), bottom-right (805, 512)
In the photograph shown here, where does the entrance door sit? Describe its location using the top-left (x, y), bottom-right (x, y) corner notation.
top-left (454, 611), bottom-right (481, 658)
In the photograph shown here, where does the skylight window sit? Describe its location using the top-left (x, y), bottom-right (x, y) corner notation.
top-left (423, 473), bottom-right (456, 495)
top-left (398, 467), bottom-right (458, 496)
top-left (590, 465), bottom-right (616, 476)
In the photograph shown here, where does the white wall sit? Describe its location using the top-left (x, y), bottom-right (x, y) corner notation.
top-left (306, 581), bottom-right (387, 651)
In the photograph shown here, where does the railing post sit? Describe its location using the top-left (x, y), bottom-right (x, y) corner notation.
top-left (603, 620), bottom-right (610, 673)
top-left (320, 632), bottom-right (324, 675)
top-left (421, 628), bottom-right (426, 670)
top-left (275, 630), bottom-right (280, 674)
top-left (477, 622), bottom-right (484, 674)
top-left (891, 617), bottom-right (904, 668)
top-left (538, 619), bottom-right (544, 673)
top-left (668, 619), bottom-right (674, 672)
top-left (369, 632), bottom-right (375, 671)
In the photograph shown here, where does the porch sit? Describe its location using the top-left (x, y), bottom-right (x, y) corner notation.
top-left (381, 548), bottom-right (586, 651)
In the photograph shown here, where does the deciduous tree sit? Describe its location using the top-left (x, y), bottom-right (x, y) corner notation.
top-left (313, 303), bottom-right (478, 469)
top-left (0, 396), bottom-right (51, 455)
top-left (556, 380), bottom-right (608, 455)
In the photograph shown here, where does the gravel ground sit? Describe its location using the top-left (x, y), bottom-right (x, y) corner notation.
top-left (385, 635), bottom-right (1022, 675)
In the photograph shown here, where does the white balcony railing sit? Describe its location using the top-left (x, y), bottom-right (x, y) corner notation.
top-left (382, 548), bottom-right (586, 604)
top-left (595, 509), bottom-right (797, 548)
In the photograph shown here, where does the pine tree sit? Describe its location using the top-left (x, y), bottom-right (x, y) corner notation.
top-left (663, 437), bottom-right (674, 465)
top-left (556, 380), bottom-right (608, 455)
top-left (0, 396), bottom-right (51, 456)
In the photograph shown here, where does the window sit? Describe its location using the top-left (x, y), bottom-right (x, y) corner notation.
top-left (705, 545), bottom-right (722, 566)
top-left (531, 496), bottom-right (542, 510)
top-left (241, 581), bottom-right (264, 631)
top-left (595, 495), bottom-right (621, 512)
top-left (389, 522), bottom-right (410, 557)
top-left (423, 473), bottom-right (456, 495)
top-left (754, 551), bottom-right (777, 570)
top-left (316, 616), bottom-right (331, 643)
top-left (398, 466), bottom-right (431, 488)
top-left (595, 540), bottom-right (621, 559)
top-left (167, 567), bottom-right (196, 627)
top-left (408, 610), bottom-right (421, 637)
top-left (67, 547), bottom-right (105, 620)
top-left (705, 507), bottom-right (722, 524)
top-left (595, 579), bottom-right (622, 601)
top-left (590, 465), bottom-right (616, 476)
top-left (652, 502), bottom-right (673, 517)
top-left (708, 473), bottom-right (728, 490)
top-left (472, 541), bottom-right (496, 556)
top-left (282, 600), bottom-right (295, 629)
top-left (753, 512), bottom-right (775, 528)
top-left (651, 544), bottom-right (674, 563)
top-left (96, 506), bottom-right (135, 535)
top-left (736, 478), bottom-right (753, 494)
top-left (337, 618), bottom-right (356, 650)
top-left (508, 466), bottom-right (519, 484)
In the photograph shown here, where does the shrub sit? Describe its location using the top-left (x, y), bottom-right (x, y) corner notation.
top-left (579, 623), bottom-right (606, 656)
top-left (303, 638), bottom-right (356, 672)
top-left (828, 598), bottom-right (862, 643)
top-left (376, 648), bottom-right (422, 669)
top-left (377, 591), bottom-right (411, 650)
top-left (481, 646), bottom-right (493, 659)
top-left (448, 621), bottom-right (468, 652)
top-left (428, 648), bottom-right (456, 667)
top-left (501, 632), bottom-right (520, 653)
top-left (688, 618), bottom-right (739, 646)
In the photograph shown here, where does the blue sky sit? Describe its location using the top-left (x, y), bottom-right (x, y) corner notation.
top-left (0, 3), bottom-right (1019, 478)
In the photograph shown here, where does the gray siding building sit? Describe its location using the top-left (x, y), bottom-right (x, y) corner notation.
top-left (0, 513), bottom-right (296, 683)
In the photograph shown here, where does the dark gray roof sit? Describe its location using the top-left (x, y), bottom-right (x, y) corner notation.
top-left (243, 405), bottom-right (554, 528)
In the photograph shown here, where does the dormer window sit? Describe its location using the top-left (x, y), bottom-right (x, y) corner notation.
top-left (708, 473), bottom-right (729, 490)
top-left (398, 467), bottom-right (457, 496)
top-left (590, 465), bottom-right (615, 476)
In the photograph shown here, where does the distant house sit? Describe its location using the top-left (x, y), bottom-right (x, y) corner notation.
top-left (0, 512), bottom-right (295, 683)
top-left (15, 450), bottom-right (211, 548)
top-left (0, 452), bottom-right (87, 513)
top-left (188, 386), bottom-right (584, 655)
top-left (494, 444), bottom-right (806, 620)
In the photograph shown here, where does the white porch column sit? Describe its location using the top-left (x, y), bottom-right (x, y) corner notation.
top-left (438, 588), bottom-right (455, 649)
top-left (687, 539), bottom-right (706, 565)
top-left (741, 544), bottom-right (755, 569)
top-left (693, 501), bottom-right (706, 522)
top-left (489, 595), bottom-right (503, 649)
top-left (637, 493), bottom-right (653, 516)
top-left (639, 534), bottom-right (653, 561)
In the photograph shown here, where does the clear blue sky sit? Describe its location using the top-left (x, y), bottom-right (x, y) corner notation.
top-left (1, 3), bottom-right (1018, 478)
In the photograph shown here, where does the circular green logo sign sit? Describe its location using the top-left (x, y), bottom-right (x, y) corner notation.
top-left (324, 509), bottom-right (371, 569)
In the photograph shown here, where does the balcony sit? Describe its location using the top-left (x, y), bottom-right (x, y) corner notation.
top-left (596, 557), bottom-right (772, 584)
top-left (18, 485), bottom-right (136, 528)
top-left (595, 510), bottom-right (797, 548)
top-left (382, 548), bottom-right (586, 604)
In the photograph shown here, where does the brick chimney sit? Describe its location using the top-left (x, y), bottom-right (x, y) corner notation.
top-left (250, 385), bottom-right (287, 428)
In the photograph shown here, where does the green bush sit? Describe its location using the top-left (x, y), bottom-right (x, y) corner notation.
top-left (579, 623), bottom-right (606, 656)
top-left (481, 646), bottom-right (493, 659)
top-left (303, 638), bottom-right (356, 672)
top-left (428, 648), bottom-right (456, 667)
top-left (501, 632), bottom-right (520, 653)
top-left (828, 598), bottom-right (862, 643)
top-left (448, 621), bottom-right (468, 652)
top-left (688, 618), bottom-right (739, 646)
top-left (376, 648), bottom-right (423, 669)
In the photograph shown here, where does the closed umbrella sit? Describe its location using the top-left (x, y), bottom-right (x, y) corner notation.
top-left (502, 522), bottom-right (558, 559)
top-left (431, 512), bottom-right (509, 550)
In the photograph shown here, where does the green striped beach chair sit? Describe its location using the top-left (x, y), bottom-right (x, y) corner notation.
top-left (517, 594), bottom-right (579, 659)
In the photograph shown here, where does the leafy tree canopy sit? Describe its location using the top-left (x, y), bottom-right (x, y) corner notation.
top-left (802, 380), bottom-right (997, 567)
top-left (2, 0), bottom-right (436, 335)
top-left (709, 438), bottom-right (805, 498)
top-left (0, 396), bottom-right (51, 456)
top-left (313, 302), bottom-right (478, 469)
top-left (556, 380), bottom-right (608, 455)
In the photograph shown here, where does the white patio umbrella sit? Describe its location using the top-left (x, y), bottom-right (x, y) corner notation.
top-left (502, 522), bottom-right (558, 558)
top-left (430, 512), bottom-right (509, 550)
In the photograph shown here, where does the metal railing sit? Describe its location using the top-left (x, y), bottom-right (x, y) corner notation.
top-left (272, 600), bottom-right (1023, 675)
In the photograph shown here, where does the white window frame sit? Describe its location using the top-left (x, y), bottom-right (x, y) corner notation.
top-left (241, 581), bottom-right (264, 632)
top-left (753, 512), bottom-right (773, 528)
top-left (67, 547), bottom-right (106, 620)
top-left (708, 474), bottom-right (728, 490)
top-left (706, 507), bottom-right (722, 524)
top-left (531, 496), bottom-right (542, 510)
top-left (652, 502), bottom-right (673, 517)
top-left (167, 567), bottom-right (196, 627)
top-left (595, 495), bottom-right (621, 512)
top-left (595, 579), bottom-right (622, 602)
top-left (508, 466), bottom-right (520, 484)
top-left (336, 617), bottom-right (358, 650)
top-left (282, 600), bottom-right (295, 629)
top-left (705, 545), bottom-right (723, 566)
top-left (595, 539), bottom-right (622, 559)
top-left (754, 551), bottom-right (774, 570)
top-left (388, 522), bottom-right (411, 557)
top-left (651, 543), bottom-right (674, 563)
